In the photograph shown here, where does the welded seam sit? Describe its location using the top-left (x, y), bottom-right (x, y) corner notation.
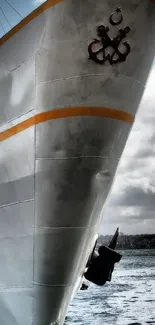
top-left (36, 72), bottom-right (145, 88)
top-left (0, 198), bottom-right (34, 209)
top-left (0, 286), bottom-right (33, 291)
top-left (0, 174), bottom-right (34, 185)
top-left (36, 156), bottom-right (120, 160)
top-left (33, 282), bottom-right (76, 287)
top-left (32, 51), bottom-right (37, 325)
top-left (0, 108), bottom-right (35, 129)
top-left (33, 225), bottom-right (92, 230)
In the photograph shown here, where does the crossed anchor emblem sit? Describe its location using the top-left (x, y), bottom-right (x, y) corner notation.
top-left (88, 7), bottom-right (131, 65)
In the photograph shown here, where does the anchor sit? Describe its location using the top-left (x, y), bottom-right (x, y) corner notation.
top-left (84, 228), bottom-right (122, 286)
top-left (88, 24), bottom-right (130, 65)
top-left (88, 7), bottom-right (131, 65)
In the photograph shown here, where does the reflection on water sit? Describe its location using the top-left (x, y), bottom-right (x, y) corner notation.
top-left (65, 250), bottom-right (155, 325)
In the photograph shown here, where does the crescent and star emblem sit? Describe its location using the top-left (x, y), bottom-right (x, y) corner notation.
top-left (88, 7), bottom-right (131, 65)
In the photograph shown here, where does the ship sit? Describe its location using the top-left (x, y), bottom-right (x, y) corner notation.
top-left (0, 0), bottom-right (155, 324)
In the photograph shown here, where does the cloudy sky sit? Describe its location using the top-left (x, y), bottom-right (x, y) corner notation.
top-left (100, 61), bottom-right (155, 235)
top-left (0, 0), bottom-right (155, 235)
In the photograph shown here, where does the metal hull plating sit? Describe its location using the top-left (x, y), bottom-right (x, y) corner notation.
top-left (0, 1), bottom-right (155, 324)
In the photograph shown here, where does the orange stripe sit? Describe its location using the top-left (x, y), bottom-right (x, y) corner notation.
top-left (0, 107), bottom-right (134, 142)
top-left (0, 0), bottom-right (63, 46)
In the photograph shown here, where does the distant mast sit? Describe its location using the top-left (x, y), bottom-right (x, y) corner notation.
top-left (109, 227), bottom-right (119, 250)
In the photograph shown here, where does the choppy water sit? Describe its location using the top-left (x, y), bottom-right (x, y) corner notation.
top-left (65, 250), bottom-right (155, 325)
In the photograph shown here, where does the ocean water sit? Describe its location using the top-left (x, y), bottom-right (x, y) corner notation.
top-left (65, 250), bottom-right (155, 325)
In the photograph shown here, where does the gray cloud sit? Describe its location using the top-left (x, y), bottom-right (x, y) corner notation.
top-left (100, 60), bottom-right (155, 235)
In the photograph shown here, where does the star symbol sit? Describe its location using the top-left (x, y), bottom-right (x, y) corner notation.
top-left (116, 7), bottom-right (121, 13)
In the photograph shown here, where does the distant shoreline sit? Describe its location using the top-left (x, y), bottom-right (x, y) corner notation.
top-left (98, 234), bottom-right (155, 250)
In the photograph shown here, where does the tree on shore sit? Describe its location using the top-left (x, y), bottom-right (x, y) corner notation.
top-left (97, 234), bottom-right (155, 249)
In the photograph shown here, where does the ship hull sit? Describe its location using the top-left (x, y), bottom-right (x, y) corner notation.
top-left (0, 0), bottom-right (155, 324)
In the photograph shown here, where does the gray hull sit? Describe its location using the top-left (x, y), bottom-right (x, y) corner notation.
top-left (0, 0), bottom-right (155, 324)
